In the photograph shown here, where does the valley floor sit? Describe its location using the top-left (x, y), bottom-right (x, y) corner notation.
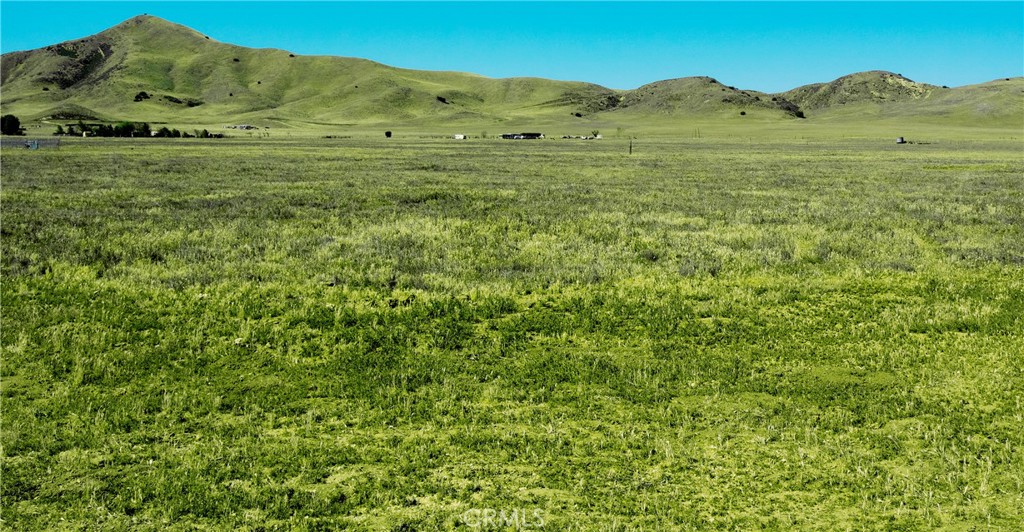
top-left (2, 135), bottom-right (1022, 530)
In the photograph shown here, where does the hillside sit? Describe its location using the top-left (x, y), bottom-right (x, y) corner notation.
top-left (614, 76), bottom-right (803, 119)
top-left (1, 15), bottom-right (1021, 131)
top-left (782, 71), bottom-right (939, 110)
top-left (781, 71), bottom-right (1023, 127)
top-left (0, 15), bottom-right (620, 128)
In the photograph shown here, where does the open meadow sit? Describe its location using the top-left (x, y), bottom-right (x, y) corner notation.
top-left (2, 132), bottom-right (1023, 530)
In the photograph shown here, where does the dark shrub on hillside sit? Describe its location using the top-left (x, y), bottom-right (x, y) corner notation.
top-left (1, 114), bottom-right (23, 135)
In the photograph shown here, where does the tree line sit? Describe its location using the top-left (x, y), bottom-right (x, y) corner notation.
top-left (55, 120), bottom-right (223, 138)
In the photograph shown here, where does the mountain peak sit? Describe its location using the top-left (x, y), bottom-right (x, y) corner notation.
top-left (119, 14), bottom-right (162, 25)
top-left (103, 14), bottom-right (212, 42)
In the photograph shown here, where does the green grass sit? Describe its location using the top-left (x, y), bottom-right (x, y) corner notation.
top-left (2, 134), bottom-right (1023, 530)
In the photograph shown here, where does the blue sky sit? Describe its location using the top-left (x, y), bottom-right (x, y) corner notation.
top-left (1, 1), bottom-right (1021, 92)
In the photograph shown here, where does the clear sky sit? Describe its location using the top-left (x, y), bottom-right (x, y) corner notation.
top-left (1, 1), bottom-right (1021, 92)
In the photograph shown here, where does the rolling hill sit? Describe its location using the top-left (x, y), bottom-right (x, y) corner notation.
top-left (0, 15), bottom-right (619, 128)
top-left (1, 15), bottom-right (1021, 131)
top-left (780, 71), bottom-right (1024, 127)
top-left (613, 76), bottom-right (804, 118)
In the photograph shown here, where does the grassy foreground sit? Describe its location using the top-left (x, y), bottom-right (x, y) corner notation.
top-left (2, 135), bottom-right (1023, 530)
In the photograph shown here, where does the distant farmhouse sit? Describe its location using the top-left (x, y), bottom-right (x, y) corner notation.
top-left (501, 132), bottom-right (544, 140)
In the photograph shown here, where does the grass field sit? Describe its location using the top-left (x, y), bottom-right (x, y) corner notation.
top-left (2, 133), bottom-right (1023, 530)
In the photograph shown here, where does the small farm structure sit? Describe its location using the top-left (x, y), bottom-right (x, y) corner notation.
top-left (501, 132), bottom-right (544, 140)
top-left (453, 134), bottom-right (467, 140)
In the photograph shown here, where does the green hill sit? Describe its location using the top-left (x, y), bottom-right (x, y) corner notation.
top-left (613, 77), bottom-right (802, 119)
top-left (781, 71), bottom-right (1023, 127)
top-left (0, 15), bottom-right (619, 129)
top-left (781, 71), bottom-right (939, 110)
top-left (1, 15), bottom-right (1020, 133)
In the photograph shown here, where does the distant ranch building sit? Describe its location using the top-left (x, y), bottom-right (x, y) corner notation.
top-left (501, 132), bottom-right (544, 140)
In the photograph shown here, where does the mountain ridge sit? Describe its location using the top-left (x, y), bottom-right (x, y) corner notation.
top-left (2, 15), bottom-right (1021, 129)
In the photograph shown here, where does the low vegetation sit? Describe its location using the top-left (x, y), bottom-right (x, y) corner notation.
top-left (3, 133), bottom-right (1022, 530)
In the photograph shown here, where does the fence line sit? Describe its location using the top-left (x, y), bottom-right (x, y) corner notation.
top-left (0, 137), bottom-right (62, 150)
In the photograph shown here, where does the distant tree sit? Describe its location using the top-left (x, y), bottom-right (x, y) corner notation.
top-left (171, 129), bottom-right (181, 138)
top-left (114, 122), bottom-right (134, 137)
top-left (591, 130), bottom-right (600, 138)
top-left (66, 125), bottom-right (77, 136)
top-left (385, 131), bottom-right (392, 138)
top-left (1, 114), bottom-right (23, 135)
top-left (155, 127), bottom-right (172, 138)
top-left (54, 125), bottom-right (65, 136)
